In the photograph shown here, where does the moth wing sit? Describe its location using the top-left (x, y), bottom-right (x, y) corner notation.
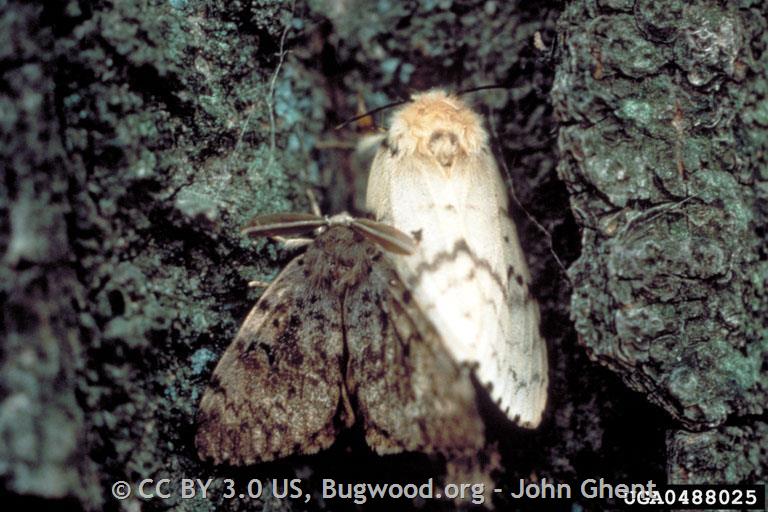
top-left (492, 167), bottom-right (548, 428)
top-left (343, 252), bottom-right (484, 456)
top-left (196, 253), bottom-right (345, 465)
top-left (367, 146), bottom-right (547, 428)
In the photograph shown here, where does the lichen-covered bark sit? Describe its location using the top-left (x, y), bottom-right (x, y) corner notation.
top-left (3, 0), bottom-right (763, 510)
top-left (0, 3), bottom-right (96, 506)
top-left (668, 425), bottom-right (768, 485)
top-left (554, 0), bottom-right (767, 483)
top-left (2, 1), bottom-right (312, 510)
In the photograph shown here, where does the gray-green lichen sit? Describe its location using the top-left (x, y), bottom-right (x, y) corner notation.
top-left (554, 0), bottom-right (767, 482)
top-left (0, 2), bottom-right (98, 505)
top-left (668, 424), bottom-right (768, 485)
top-left (2, 0), bottom-right (319, 510)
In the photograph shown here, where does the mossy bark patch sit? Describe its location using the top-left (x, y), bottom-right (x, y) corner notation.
top-left (554, 0), bottom-right (767, 483)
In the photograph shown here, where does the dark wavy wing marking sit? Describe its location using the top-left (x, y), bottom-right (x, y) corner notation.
top-left (196, 255), bottom-right (345, 466)
top-left (344, 253), bottom-right (484, 457)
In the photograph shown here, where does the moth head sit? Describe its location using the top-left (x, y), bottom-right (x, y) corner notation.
top-left (386, 89), bottom-right (488, 170)
top-left (307, 226), bottom-right (377, 293)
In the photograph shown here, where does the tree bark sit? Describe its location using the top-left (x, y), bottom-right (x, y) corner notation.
top-left (1, 0), bottom-right (764, 510)
top-left (554, 0), bottom-right (767, 485)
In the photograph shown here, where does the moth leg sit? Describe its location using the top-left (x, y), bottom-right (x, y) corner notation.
top-left (306, 188), bottom-right (322, 217)
top-left (272, 236), bottom-right (314, 250)
top-left (247, 279), bottom-right (272, 289)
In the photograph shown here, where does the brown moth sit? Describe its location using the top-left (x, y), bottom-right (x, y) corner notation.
top-left (195, 212), bottom-right (484, 465)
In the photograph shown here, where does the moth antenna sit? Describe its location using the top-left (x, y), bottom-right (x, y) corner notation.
top-left (455, 83), bottom-right (510, 96)
top-left (334, 98), bottom-right (409, 130)
top-left (242, 212), bottom-right (325, 239)
top-left (351, 218), bottom-right (417, 255)
top-left (336, 85), bottom-right (511, 132)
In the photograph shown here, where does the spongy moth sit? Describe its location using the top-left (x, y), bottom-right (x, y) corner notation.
top-left (195, 213), bottom-right (484, 465)
top-left (365, 89), bottom-right (548, 428)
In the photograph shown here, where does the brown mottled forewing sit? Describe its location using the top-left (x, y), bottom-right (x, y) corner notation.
top-left (197, 224), bottom-right (482, 465)
top-left (195, 251), bottom-right (345, 465)
top-left (344, 253), bottom-right (484, 457)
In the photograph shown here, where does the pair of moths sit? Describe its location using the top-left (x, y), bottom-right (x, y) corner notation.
top-left (196, 213), bottom-right (483, 465)
top-left (196, 89), bottom-right (548, 465)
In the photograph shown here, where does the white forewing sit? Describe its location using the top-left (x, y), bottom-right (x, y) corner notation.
top-left (365, 90), bottom-right (547, 427)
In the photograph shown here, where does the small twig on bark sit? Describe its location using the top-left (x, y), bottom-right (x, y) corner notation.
top-left (488, 112), bottom-right (571, 282)
top-left (266, 2), bottom-right (295, 165)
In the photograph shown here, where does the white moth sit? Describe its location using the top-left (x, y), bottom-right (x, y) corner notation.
top-left (365, 89), bottom-right (548, 428)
